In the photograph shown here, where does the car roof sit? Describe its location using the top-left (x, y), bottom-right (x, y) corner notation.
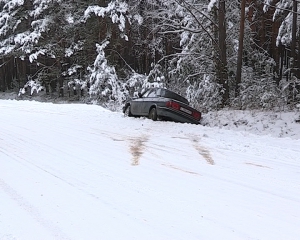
top-left (150, 88), bottom-right (189, 105)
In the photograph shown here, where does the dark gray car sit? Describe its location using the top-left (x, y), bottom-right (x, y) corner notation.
top-left (123, 88), bottom-right (201, 124)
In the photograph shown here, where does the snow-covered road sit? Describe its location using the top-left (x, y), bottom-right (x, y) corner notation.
top-left (1, 100), bottom-right (300, 240)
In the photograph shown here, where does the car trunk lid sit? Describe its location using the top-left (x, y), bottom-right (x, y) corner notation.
top-left (166, 100), bottom-right (201, 121)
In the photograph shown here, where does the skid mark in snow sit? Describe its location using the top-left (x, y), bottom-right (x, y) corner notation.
top-left (0, 178), bottom-right (70, 240)
top-left (246, 162), bottom-right (271, 169)
top-left (196, 145), bottom-right (215, 165)
top-left (90, 128), bottom-right (125, 142)
top-left (171, 136), bottom-right (189, 140)
top-left (162, 164), bottom-right (201, 176)
top-left (111, 137), bottom-right (124, 142)
top-left (189, 136), bottom-right (215, 165)
top-left (129, 135), bottom-right (149, 166)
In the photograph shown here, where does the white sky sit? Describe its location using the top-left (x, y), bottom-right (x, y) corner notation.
top-left (0, 100), bottom-right (300, 240)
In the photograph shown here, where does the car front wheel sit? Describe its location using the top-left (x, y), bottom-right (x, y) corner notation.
top-left (149, 108), bottom-right (157, 121)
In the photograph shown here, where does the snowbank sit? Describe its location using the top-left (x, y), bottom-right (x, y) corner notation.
top-left (202, 110), bottom-right (300, 139)
top-left (1, 92), bottom-right (300, 139)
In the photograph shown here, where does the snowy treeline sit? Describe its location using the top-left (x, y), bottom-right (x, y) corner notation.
top-left (0, 0), bottom-right (300, 110)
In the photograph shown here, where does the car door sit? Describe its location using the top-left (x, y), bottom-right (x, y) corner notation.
top-left (141, 89), bottom-right (157, 115)
top-left (130, 89), bottom-right (151, 115)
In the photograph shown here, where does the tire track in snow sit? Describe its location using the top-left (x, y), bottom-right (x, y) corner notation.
top-left (129, 135), bottom-right (149, 166)
top-left (245, 162), bottom-right (271, 168)
top-left (0, 129), bottom-right (74, 179)
top-left (90, 128), bottom-right (150, 166)
top-left (172, 135), bottom-right (215, 165)
top-left (0, 178), bottom-right (70, 240)
top-left (140, 135), bottom-right (203, 175)
top-left (161, 164), bottom-right (201, 176)
top-left (189, 135), bottom-right (215, 165)
top-left (0, 127), bottom-right (106, 204)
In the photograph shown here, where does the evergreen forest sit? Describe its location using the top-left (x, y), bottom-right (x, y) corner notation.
top-left (1, 0), bottom-right (300, 111)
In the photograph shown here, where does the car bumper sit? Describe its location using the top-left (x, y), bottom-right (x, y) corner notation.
top-left (157, 107), bottom-right (200, 124)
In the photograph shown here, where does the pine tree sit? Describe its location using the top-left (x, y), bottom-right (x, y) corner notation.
top-left (88, 41), bottom-right (127, 108)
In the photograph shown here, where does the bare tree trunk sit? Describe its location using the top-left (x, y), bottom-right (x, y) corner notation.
top-left (218, 0), bottom-right (229, 106)
top-left (291, 0), bottom-right (297, 74)
top-left (290, 0), bottom-right (297, 101)
top-left (236, 0), bottom-right (246, 98)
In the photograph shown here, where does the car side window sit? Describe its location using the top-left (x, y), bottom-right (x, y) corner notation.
top-left (147, 90), bottom-right (156, 98)
top-left (159, 89), bottom-right (166, 97)
top-left (142, 90), bottom-right (151, 98)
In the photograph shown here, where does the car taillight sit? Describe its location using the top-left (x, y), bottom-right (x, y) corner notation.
top-left (192, 111), bottom-right (201, 120)
top-left (166, 101), bottom-right (180, 110)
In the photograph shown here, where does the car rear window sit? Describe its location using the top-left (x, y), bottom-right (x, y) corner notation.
top-left (160, 89), bottom-right (189, 104)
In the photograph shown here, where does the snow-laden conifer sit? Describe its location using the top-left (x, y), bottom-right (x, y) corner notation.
top-left (88, 41), bottom-right (127, 107)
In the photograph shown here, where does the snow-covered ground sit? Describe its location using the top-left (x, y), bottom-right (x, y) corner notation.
top-left (1, 99), bottom-right (300, 240)
top-left (203, 109), bottom-right (300, 139)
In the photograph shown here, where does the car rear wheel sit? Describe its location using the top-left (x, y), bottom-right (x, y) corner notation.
top-left (149, 107), bottom-right (157, 121)
top-left (124, 105), bottom-right (132, 117)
